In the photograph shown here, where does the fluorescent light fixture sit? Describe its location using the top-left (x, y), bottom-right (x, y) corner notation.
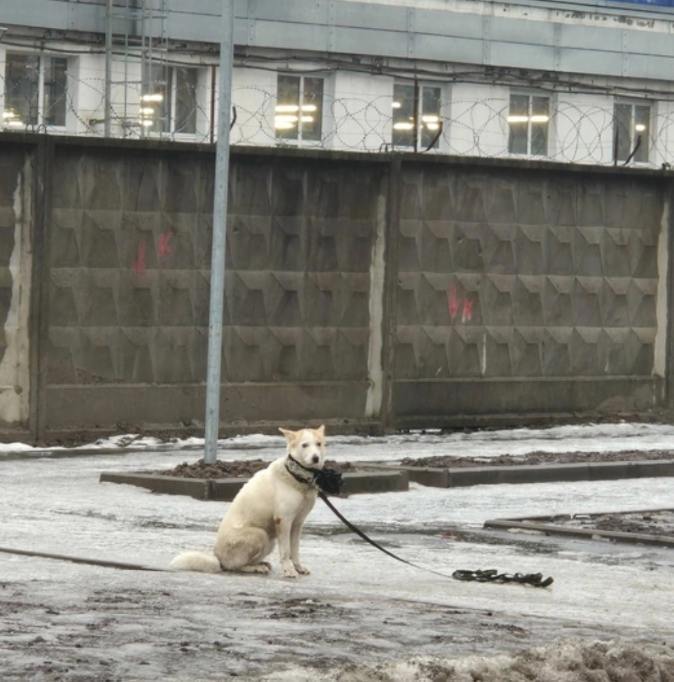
top-left (507, 115), bottom-right (529, 123)
top-left (391, 101), bottom-right (402, 109)
top-left (274, 120), bottom-right (296, 130)
top-left (300, 115), bottom-right (314, 123)
top-left (635, 123), bottom-right (646, 133)
top-left (422, 115), bottom-right (439, 123)
top-left (6, 119), bottom-right (24, 128)
top-left (2, 111), bottom-right (16, 120)
top-left (141, 93), bottom-right (163, 103)
top-left (140, 119), bottom-right (154, 128)
top-left (530, 115), bottom-right (550, 123)
top-left (275, 114), bottom-right (298, 123)
top-left (301, 104), bottom-right (317, 113)
top-left (393, 121), bottom-right (414, 131)
top-left (275, 104), bottom-right (299, 113)
top-left (139, 107), bottom-right (155, 115)
top-left (425, 122), bottom-right (440, 131)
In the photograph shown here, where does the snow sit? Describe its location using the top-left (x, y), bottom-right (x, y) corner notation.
top-left (5, 421), bottom-right (674, 462)
top-left (1, 423), bottom-right (674, 679)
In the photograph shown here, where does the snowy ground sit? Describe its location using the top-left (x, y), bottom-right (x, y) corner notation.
top-left (1, 422), bottom-right (673, 680)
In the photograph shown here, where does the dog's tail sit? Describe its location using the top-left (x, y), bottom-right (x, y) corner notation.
top-left (169, 551), bottom-right (222, 573)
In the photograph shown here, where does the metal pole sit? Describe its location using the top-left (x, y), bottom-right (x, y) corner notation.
top-left (104, 0), bottom-right (113, 137)
top-left (204, 0), bottom-right (234, 463)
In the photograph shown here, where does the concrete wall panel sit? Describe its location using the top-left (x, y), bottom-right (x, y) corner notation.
top-left (393, 163), bottom-right (665, 424)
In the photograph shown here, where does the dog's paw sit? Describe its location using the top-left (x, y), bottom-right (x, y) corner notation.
top-left (282, 562), bottom-right (299, 579)
top-left (294, 565), bottom-right (310, 575)
top-left (239, 563), bottom-right (271, 575)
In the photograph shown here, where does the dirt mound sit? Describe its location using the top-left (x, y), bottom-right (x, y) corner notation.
top-left (401, 449), bottom-right (674, 468)
top-left (155, 458), bottom-right (354, 479)
top-left (270, 640), bottom-right (674, 681)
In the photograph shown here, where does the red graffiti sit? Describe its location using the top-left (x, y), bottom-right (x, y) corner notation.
top-left (447, 284), bottom-right (474, 323)
top-left (158, 231), bottom-right (174, 257)
top-left (132, 239), bottom-right (147, 275)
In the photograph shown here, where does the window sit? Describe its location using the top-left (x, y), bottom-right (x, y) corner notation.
top-left (3, 53), bottom-right (68, 129)
top-left (614, 102), bottom-right (650, 163)
top-left (274, 74), bottom-right (323, 142)
top-left (141, 64), bottom-right (199, 135)
top-left (507, 93), bottom-right (550, 156)
top-left (392, 83), bottom-right (442, 150)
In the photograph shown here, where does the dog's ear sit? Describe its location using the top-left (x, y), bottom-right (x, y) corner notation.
top-left (279, 427), bottom-right (299, 443)
top-left (315, 424), bottom-right (325, 438)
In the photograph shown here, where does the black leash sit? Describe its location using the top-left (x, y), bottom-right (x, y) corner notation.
top-left (0, 546), bottom-right (163, 572)
top-left (318, 491), bottom-right (554, 589)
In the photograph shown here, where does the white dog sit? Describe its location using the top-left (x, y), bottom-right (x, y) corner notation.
top-left (170, 425), bottom-right (325, 578)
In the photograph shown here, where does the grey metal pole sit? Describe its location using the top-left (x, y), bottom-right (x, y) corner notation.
top-left (204, 0), bottom-right (234, 463)
top-left (104, 0), bottom-right (113, 137)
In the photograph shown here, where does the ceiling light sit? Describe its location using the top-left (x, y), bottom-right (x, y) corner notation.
top-left (301, 104), bottom-right (317, 112)
top-left (274, 120), bottom-right (296, 130)
top-left (530, 115), bottom-right (550, 123)
top-left (275, 104), bottom-right (299, 113)
top-left (422, 115), bottom-right (439, 123)
top-left (392, 101), bottom-right (402, 109)
top-left (141, 93), bottom-right (163, 103)
top-left (393, 121), bottom-right (414, 130)
top-left (507, 115), bottom-right (529, 123)
top-left (139, 107), bottom-right (155, 115)
top-left (635, 123), bottom-right (646, 132)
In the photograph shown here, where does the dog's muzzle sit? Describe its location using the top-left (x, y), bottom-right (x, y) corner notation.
top-left (285, 455), bottom-right (343, 495)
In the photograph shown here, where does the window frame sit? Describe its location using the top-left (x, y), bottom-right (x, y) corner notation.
top-left (274, 73), bottom-right (325, 145)
top-left (507, 91), bottom-right (552, 158)
top-left (613, 99), bottom-right (651, 165)
top-left (2, 51), bottom-right (69, 131)
top-left (391, 81), bottom-right (444, 152)
top-left (141, 63), bottom-right (202, 138)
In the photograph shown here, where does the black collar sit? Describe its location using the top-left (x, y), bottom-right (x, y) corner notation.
top-left (285, 454), bottom-right (319, 488)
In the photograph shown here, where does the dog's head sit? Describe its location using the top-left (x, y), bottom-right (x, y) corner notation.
top-left (279, 425), bottom-right (326, 470)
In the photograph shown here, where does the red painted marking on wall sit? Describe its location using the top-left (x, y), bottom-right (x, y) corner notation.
top-left (448, 284), bottom-right (475, 323)
top-left (158, 231), bottom-right (174, 257)
top-left (132, 239), bottom-right (147, 275)
top-left (448, 285), bottom-right (460, 321)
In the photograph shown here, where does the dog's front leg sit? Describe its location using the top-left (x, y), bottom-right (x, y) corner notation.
top-left (275, 516), bottom-right (298, 578)
top-left (290, 513), bottom-right (311, 575)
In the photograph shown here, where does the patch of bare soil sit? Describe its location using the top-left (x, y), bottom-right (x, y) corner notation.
top-left (154, 458), bottom-right (354, 479)
top-left (564, 510), bottom-right (674, 538)
top-left (401, 449), bottom-right (674, 468)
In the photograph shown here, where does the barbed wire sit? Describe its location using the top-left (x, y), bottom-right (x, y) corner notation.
top-left (1, 67), bottom-right (672, 167)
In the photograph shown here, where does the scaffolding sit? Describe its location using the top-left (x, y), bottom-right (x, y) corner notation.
top-left (104, 0), bottom-right (169, 137)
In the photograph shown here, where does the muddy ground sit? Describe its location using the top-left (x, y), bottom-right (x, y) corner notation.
top-left (401, 449), bottom-right (674, 468)
top-left (559, 509), bottom-right (674, 538)
top-left (154, 459), bottom-right (355, 479)
top-left (154, 449), bottom-right (674, 479)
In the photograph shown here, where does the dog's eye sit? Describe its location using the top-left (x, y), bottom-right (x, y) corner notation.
top-left (317, 442), bottom-right (323, 447)
top-left (302, 443), bottom-right (309, 448)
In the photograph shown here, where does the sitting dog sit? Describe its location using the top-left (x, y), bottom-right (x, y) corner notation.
top-left (170, 425), bottom-right (325, 578)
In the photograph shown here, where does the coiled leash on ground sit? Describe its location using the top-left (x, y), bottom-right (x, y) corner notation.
top-left (315, 469), bottom-right (554, 589)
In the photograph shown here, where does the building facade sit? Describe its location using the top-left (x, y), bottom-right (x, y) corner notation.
top-left (2, 0), bottom-right (674, 166)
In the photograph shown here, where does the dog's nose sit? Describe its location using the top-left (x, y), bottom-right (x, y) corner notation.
top-left (312, 455), bottom-right (320, 464)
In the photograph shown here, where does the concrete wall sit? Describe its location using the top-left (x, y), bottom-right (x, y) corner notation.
top-left (0, 142), bottom-right (33, 430)
top-left (393, 160), bottom-right (665, 426)
top-left (0, 133), bottom-right (671, 440)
